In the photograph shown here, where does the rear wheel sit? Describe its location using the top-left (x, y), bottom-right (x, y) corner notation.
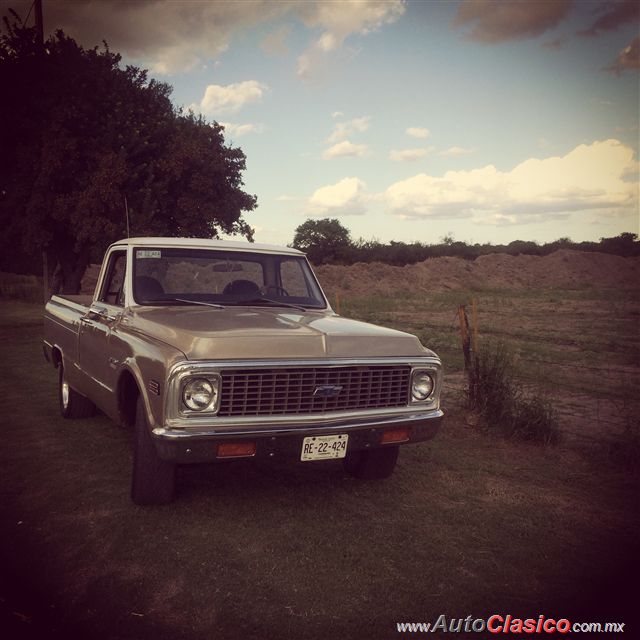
top-left (343, 445), bottom-right (399, 479)
top-left (58, 364), bottom-right (95, 419)
top-left (131, 396), bottom-right (175, 505)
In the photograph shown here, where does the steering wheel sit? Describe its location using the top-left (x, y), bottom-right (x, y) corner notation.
top-left (263, 285), bottom-right (289, 297)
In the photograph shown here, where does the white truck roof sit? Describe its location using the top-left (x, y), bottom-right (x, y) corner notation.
top-left (109, 237), bottom-right (304, 256)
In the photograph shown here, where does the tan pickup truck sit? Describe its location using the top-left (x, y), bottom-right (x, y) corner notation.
top-left (44, 238), bottom-right (443, 504)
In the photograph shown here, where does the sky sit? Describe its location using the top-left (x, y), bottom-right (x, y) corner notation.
top-left (3, 0), bottom-right (639, 247)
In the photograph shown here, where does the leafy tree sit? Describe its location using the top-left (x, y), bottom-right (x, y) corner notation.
top-left (440, 232), bottom-right (455, 246)
top-left (506, 240), bottom-right (541, 256)
top-left (598, 232), bottom-right (639, 257)
top-left (292, 218), bottom-right (353, 264)
top-left (0, 14), bottom-right (256, 292)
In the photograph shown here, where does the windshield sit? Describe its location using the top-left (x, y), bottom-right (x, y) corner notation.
top-left (132, 247), bottom-right (327, 309)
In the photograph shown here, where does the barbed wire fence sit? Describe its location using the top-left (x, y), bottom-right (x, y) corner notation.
top-left (440, 303), bottom-right (639, 450)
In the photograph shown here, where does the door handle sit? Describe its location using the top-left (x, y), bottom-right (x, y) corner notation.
top-left (87, 306), bottom-right (117, 323)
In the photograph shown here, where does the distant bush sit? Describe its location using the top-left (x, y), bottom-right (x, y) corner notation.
top-left (296, 226), bottom-right (640, 266)
top-left (0, 271), bottom-right (43, 302)
top-left (467, 342), bottom-right (560, 445)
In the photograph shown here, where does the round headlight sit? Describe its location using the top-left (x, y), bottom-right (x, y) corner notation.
top-left (411, 372), bottom-right (434, 401)
top-left (183, 378), bottom-right (215, 411)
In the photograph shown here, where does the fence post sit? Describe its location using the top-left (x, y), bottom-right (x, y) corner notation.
top-left (459, 302), bottom-right (481, 407)
top-left (458, 304), bottom-right (471, 372)
top-left (471, 297), bottom-right (478, 356)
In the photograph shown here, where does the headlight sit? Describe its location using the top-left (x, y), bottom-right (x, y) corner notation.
top-left (411, 371), bottom-right (434, 402)
top-left (183, 378), bottom-right (218, 411)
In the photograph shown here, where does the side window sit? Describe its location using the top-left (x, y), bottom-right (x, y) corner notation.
top-left (99, 252), bottom-right (127, 306)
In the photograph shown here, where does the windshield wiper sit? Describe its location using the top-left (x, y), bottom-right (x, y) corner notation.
top-left (143, 298), bottom-right (225, 309)
top-left (234, 297), bottom-right (307, 312)
top-left (172, 298), bottom-right (226, 309)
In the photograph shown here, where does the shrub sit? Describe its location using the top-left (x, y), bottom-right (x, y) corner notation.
top-left (468, 342), bottom-right (560, 445)
top-left (0, 272), bottom-right (43, 302)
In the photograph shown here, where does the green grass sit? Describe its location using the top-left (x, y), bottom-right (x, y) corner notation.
top-left (468, 342), bottom-right (561, 444)
top-left (0, 299), bottom-right (639, 639)
top-left (340, 287), bottom-right (640, 398)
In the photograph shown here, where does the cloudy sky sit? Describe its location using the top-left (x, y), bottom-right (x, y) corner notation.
top-left (4, 0), bottom-right (639, 246)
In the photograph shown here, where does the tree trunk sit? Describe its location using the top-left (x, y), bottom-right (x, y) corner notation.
top-left (57, 245), bottom-right (90, 295)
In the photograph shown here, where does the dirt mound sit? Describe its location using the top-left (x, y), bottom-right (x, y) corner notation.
top-left (315, 250), bottom-right (640, 297)
top-left (80, 249), bottom-right (640, 297)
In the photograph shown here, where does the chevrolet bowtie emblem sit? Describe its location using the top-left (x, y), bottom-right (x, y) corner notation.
top-left (313, 385), bottom-right (343, 398)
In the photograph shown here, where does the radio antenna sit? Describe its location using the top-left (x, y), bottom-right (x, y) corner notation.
top-left (124, 196), bottom-right (130, 238)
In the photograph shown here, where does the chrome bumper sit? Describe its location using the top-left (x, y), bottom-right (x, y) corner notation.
top-left (152, 409), bottom-right (443, 463)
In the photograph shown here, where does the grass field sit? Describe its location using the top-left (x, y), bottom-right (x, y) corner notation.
top-left (339, 287), bottom-right (640, 449)
top-left (0, 293), bottom-right (638, 640)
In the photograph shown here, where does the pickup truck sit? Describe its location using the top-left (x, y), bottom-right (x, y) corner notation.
top-left (44, 237), bottom-right (443, 504)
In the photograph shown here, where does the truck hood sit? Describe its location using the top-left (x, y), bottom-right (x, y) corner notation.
top-left (125, 306), bottom-right (433, 360)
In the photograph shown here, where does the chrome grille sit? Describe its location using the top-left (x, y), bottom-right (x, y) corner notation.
top-left (218, 365), bottom-right (411, 416)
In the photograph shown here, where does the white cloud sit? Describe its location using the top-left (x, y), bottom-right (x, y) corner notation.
top-left (406, 127), bottom-right (430, 139)
top-left (221, 122), bottom-right (265, 137)
top-left (296, 52), bottom-right (316, 79)
top-left (298, 0), bottom-right (405, 43)
top-left (323, 141), bottom-right (370, 159)
top-left (440, 146), bottom-right (475, 156)
top-left (318, 32), bottom-right (338, 52)
top-left (453, 0), bottom-right (572, 44)
top-left (332, 111), bottom-right (345, 119)
top-left (21, 1), bottom-right (405, 75)
top-left (474, 213), bottom-right (519, 226)
top-left (390, 148), bottom-right (429, 162)
top-left (384, 140), bottom-right (639, 224)
top-left (579, 2), bottom-right (639, 38)
top-left (260, 25), bottom-right (292, 55)
top-left (297, 0), bottom-right (405, 77)
top-left (327, 116), bottom-right (371, 144)
top-left (196, 81), bottom-right (268, 116)
top-left (37, 1), bottom-right (290, 74)
top-left (308, 177), bottom-right (368, 215)
top-left (606, 37), bottom-right (640, 75)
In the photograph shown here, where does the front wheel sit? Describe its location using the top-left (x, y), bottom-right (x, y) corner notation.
top-left (131, 396), bottom-right (175, 505)
top-left (58, 364), bottom-right (95, 419)
top-left (343, 445), bottom-right (399, 479)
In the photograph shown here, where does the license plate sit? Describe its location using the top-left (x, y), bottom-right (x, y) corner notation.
top-left (301, 434), bottom-right (348, 461)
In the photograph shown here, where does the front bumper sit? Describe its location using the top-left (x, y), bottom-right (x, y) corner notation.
top-left (152, 409), bottom-right (443, 463)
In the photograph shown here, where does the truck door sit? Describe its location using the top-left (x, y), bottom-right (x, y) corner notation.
top-left (78, 249), bottom-right (128, 414)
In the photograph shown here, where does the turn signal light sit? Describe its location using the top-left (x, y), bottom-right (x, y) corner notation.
top-left (380, 427), bottom-right (411, 444)
top-left (217, 442), bottom-right (257, 458)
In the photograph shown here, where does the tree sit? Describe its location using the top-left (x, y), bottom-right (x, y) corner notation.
top-left (598, 232), bottom-right (639, 257)
top-left (291, 218), bottom-right (353, 264)
top-left (506, 240), bottom-right (541, 256)
top-left (0, 14), bottom-right (256, 292)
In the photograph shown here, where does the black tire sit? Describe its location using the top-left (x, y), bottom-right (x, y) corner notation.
top-left (58, 364), bottom-right (95, 419)
top-left (343, 445), bottom-right (399, 479)
top-left (131, 396), bottom-right (175, 505)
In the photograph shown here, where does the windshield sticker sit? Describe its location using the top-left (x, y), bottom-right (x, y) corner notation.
top-left (138, 250), bottom-right (161, 259)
